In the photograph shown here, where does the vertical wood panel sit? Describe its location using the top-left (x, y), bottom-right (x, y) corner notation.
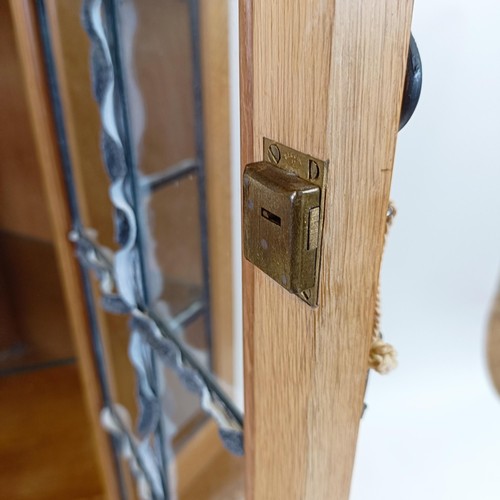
top-left (0, 365), bottom-right (105, 499)
top-left (200, 0), bottom-right (235, 385)
top-left (0, 1), bottom-right (52, 241)
top-left (241, 1), bottom-right (414, 498)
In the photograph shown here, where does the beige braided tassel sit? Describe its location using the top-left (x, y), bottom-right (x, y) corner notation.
top-left (368, 202), bottom-right (398, 374)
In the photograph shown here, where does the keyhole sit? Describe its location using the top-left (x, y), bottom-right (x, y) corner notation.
top-left (261, 208), bottom-right (281, 226)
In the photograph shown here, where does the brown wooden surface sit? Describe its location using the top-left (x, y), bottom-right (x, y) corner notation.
top-left (240, 1), bottom-right (414, 498)
top-left (0, 1), bottom-right (52, 242)
top-left (488, 285), bottom-right (500, 395)
top-left (178, 422), bottom-right (244, 500)
top-left (200, 0), bottom-right (234, 385)
top-left (177, 421), bottom-right (229, 496)
top-left (0, 242), bottom-right (18, 353)
top-left (0, 232), bottom-right (74, 372)
top-left (8, 2), bottom-right (120, 497)
top-left (0, 365), bottom-right (104, 500)
top-left (182, 450), bottom-right (244, 500)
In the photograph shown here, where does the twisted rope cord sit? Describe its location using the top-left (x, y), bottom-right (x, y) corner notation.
top-left (368, 202), bottom-right (398, 374)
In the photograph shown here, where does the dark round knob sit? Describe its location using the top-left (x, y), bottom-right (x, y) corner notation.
top-left (399, 34), bottom-right (422, 131)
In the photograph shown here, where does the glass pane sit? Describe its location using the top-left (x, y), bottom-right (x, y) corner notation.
top-left (44, 0), bottom-right (243, 497)
top-left (120, 0), bottom-right (197, 175)
top-left (148, 177), bottom-right (204, 312)
top-left (114, 0), bottom-right (240, 396)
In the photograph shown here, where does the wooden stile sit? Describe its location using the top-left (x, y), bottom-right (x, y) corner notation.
top-left (240, 0), bottom-right (414, 498)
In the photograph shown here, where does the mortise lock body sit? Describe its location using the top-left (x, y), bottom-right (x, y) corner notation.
top-left (243, 139), bottom-right (327, 307)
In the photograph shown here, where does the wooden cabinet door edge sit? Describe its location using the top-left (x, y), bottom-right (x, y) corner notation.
top-left (240, 1), bottom-right (414, 498)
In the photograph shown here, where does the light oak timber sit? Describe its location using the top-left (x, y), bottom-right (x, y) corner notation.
top-left (200, 0), bottom-right (235, 385)
top-left (240, 0), bottom-right (414, 499)
top-left (0, 365), bottom-right (104, 500)
top-left (8, 2), bottom-right (120, 498)
top-left (177, 421), bottom-right (244, 500)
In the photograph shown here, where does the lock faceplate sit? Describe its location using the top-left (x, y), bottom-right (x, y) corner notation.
top-left (243, 139), bottom-right (328, 307)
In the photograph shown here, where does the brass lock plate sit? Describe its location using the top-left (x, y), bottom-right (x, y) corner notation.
top-left (243, 138), bottom-right (328, 307)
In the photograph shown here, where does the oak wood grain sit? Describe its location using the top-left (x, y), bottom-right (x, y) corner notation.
top-left (241, 1), bottom-right (414, 498)
top-left (178, 422), bottom-right (244, 500)
top-left (0, 365), bottom-right (104, 500)
top-left (200, 0), bottom-right (235, 385)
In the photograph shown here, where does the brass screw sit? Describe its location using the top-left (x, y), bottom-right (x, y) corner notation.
top-left (268, 143), bottom-right (281, 164)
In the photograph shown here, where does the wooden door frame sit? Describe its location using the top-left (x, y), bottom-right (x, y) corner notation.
top-left (240, 1), bottom-right (414, 498)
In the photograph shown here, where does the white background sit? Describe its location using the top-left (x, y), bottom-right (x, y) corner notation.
top-left (229, 0), bottom-right (500, 498)
top-left (351, 1), bottom-right (500, 498)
